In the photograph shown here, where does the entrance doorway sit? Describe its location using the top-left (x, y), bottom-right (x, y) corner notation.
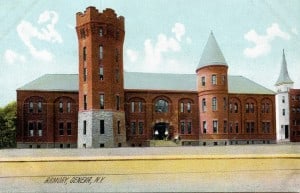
top-left (285, 125), bottom-right (289, 139)
top-left (154, 122), bottom-right (169, 140)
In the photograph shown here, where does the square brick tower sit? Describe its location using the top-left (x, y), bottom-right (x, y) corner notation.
top-left (76, 7), bottom-right (126, 148)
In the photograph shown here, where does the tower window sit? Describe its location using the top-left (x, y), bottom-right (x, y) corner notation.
top-left (117, 121), bottom-right (121, 134)
top-left (99, 45), bottom-right (103, 59)
top-left (83, 47), bottom-right (87, 61)
top-left (201, 76), bottom-right (205, 86)
top-left (59, 122), bottom-right (64, 136)
top-left (100, 94), bottom-right (104, 109)
top-left (282, 109), bottom-right (285, 116)
top-left (212, 75), bottom-right (217, 85)
top-left (99, 66), bottom-right (104, 80)
top-left (222, 75), bottom-right (226, 85)
top-left (213, 120), bottom-right (218, 133)
top-left (37, 122), bottom-right (42, 136)
top-left (83, 67), bottom-right (87, 81)
top-left (84, 95), bottom-right (87, 110)
top-left (59, 102), bottom-right (63, 113)
top-left (100, 120), bottom-right (105, 134)
top-left (212, 97), bottom-right (217, 111)
top-left (116, 95), bottom-right (120, 110)
top-left (282, 96), bottom-right (285, 103)
top-left (83, 120), bottom-right (86, 135)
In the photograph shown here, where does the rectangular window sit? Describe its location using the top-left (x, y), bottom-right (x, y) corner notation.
top-left (180, 102), bottom-right (184, 113)
top-left (213, 120), bottom-right (218, 133)
top-left (38, 102), bottom-right (42, 113)
top-left (282, 96), bottom-right (285, 103)
top-left (67, 122), bottom-right (72, 135)
top-left (84, 67), bottom-right (87, 81)
top-left (117, 121), bottom-right (121, 134)
top-left (223, 120), bottom-right (227, 133)
top-left (59, 122), bottom-right (64, 136)
top-left (282, 109), bottom-right (285, 116)
top-left (29, 102), bottom-right (33, 113)
top-left (230, 122), bottom-right (233, 133)
top-left (100, 120), bottom-right (105, 134)
top-left (84, 95), bottom-right (87, 110)
top-left (202, 99), bottom-right (206, 112)
top-left (203, 121), bottom-right (207, 134)
top-left (131, 122), bottom-right (136, 135)
top-left (67, 102), bottom-right (71, 113)
top-left (201, 76), bottom-right (205, 86)
top-left (223, 98), bottom-right (227, 110)
top-left (187, 102), bottom-right (191, 113)
top-left (99, 66), bottom-right (104, 80)
top-left (138, 122), bottom-right (144, 135)
top-left (28, 122), bottom-right (34, 136)
top-left (212, 97), bottom-right (217, 111)
top-left (131, 102), bottom-right (135, 112)
top-left (235, 122), bottom-right (239, 133)
top-left (222, 75), bottom-right (226, 85)
top-left (59, 102), bottom-right (63, 113)
top-left (251, 122), bottom-right (255, 133)
top-left (187, 121), bottom-right (192, 134)
top-left (138, 102), bottom-right (142, 112)
top-left (116, 95), bottom-right (120, 110)
top-left (100, 143), bottom-right (105, 148)
top-left (180, 121), bottom-right (185, 134)
top-left (99, 45), bottom-right (103, 59)
top-left (83, 47), bottom-right (87, 61)
top-left (100, 94), bottom-right (104, 109)
top-left (246, 122), bottom-right (250, 133)
top-left (83, 120), bottom-right (86, 135)
top-left (37, 122), bottom-right (42, 136)
top-left (212, 75), bottom-right (217, 85)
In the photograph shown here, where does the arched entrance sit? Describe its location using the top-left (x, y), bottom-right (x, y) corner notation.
top-left (154, 122), bottom-right (169, 140)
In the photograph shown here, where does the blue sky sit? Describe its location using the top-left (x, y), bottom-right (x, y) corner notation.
top-left (0, 0), bottom-right (299, 107)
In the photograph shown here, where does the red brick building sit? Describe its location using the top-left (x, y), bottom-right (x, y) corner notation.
top-left (289, 89), bottom-right (300, 142)
top-left (16, 7), bottom-right (276, 148)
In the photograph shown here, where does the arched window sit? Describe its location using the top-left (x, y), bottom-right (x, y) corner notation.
top-left (155, 99), bottom-right (168, 113)
top-left (234, 103), bottom-right (238, 113)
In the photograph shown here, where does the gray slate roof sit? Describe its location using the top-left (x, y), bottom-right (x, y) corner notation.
top-left (18, 72), bottom-right (275, 95)
top-left (275, 50), bottom-right (293, 86)
top-left (197, 32), bottom-right (227, 70)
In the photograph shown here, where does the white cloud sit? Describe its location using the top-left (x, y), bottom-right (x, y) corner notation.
top-left (171, 22), bottom-right (185, 41)
top-left (244, 23), bottom-right (290, 58)
top-left (126, 49), bottom-right (139, 63)
top-left (186, 37), bottom-right (192, 44)
top-left (16, 10), bottom-right (62, 62)
top-left (3, 49), bottom-right (26, 64)
top-left (291, 27), bottom-right (298, 35)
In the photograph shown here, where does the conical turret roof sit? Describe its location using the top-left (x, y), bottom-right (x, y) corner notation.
top-left (196, 31), bottom-right (227, 71)
top-left (275, 49), bottom-right (293, 86)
